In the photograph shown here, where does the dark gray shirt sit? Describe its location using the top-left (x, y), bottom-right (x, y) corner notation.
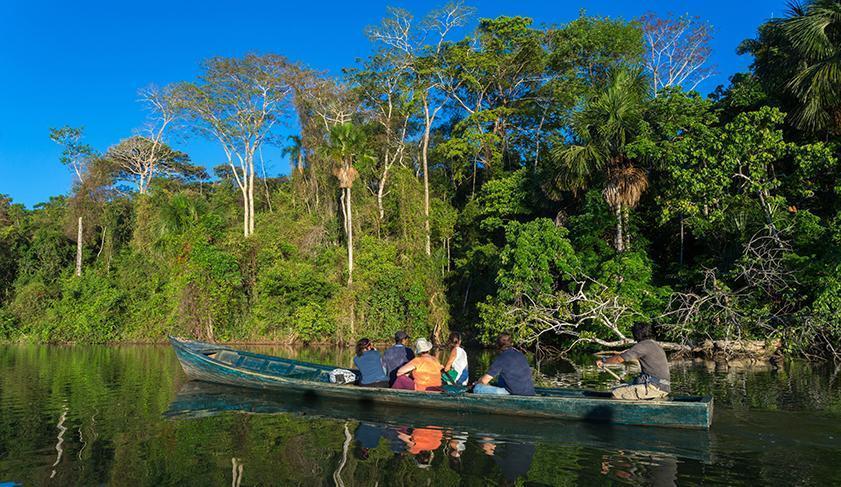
top-left (620, 340), bottom-right (670, 392)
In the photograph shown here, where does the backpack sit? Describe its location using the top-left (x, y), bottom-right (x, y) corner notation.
top-left (329, 368), bottom-right (357, 385)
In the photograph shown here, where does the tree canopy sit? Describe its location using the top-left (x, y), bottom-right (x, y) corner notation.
top-left (1, 2), bottom-right (839, 360)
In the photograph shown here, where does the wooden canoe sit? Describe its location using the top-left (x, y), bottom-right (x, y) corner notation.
top-left (169, 336), bottom-right (714, 429)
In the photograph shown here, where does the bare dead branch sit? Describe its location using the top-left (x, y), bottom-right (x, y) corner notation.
top-left (640, 12), bottom-right (716, 95)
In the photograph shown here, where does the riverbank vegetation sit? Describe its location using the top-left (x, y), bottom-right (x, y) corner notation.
top-left (1, 1), bottom-right (839, 359)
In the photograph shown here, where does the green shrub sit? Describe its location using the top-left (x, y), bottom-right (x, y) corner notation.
top-left (45, 272), bottom-right (125, 342)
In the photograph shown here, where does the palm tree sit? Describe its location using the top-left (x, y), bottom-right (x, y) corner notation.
top-left (325, 123), bottom-right (372, 285)
top-left (552, 68), bottom-right (650, 252)
top-left (282, 135), bottom-right (305, 174)
top-left (740, 1), bottom-right (841, 134)
top-left (782, 0), bottom-right (841, 133)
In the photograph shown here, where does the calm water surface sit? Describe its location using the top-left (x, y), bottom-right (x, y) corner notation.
top-left (1, 344), bottom-right (839, 486)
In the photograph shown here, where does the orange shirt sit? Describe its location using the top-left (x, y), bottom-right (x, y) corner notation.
top-left (407, 355), bottom-right (443, 391)
top-left (408, 428), bottom-right (443, 454)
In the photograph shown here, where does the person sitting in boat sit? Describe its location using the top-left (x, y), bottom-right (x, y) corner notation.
top-left (473, 333), bottom-right (535, 396)
top-left (442, 332), bottom-right (469, 386)
top-left (353, 338), bottom-right (389, 388)
top-left (392, 338), bottom-right (443, 392)
top-left (383, 330), bottom-right (415, 385)
top-left (596, 323), bottom-right (670, 400)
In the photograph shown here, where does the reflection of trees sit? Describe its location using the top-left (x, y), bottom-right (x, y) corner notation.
top-left (1, 346), bottom-right (840, 485)
top-left (332, 422), bottom-right (351, 487)
top-left (230, 457), bottom-right (243, 487)
top-left (50, 405), bottom-right (68, 479)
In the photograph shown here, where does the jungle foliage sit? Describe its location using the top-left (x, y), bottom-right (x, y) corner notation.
top-left (1, 2), bottom-right (839, 358)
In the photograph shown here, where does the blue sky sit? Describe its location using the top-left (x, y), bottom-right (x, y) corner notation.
top-left (0, 0), bottom-right (788, 207)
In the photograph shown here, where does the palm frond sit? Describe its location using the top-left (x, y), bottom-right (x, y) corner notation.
top-left (605, 166), bottom-right (649, 209)
top-left (551, 143), bottom-right (604, 193)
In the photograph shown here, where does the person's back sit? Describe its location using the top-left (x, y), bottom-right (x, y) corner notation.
top-left (474, 334), bottom-right (535, 396)
top-left (353, 339), bottom-right (388, 387)
top-left (443, 332), bottom-right (469, 386)
top-left (392, 338), bottom-right (443, 391)
top-left (383, 331), bottom-right (414, 383)
top-left (489, 348), bottom-right (535, 396)
top-left (408, 354), bottom-right (443, 391)
top-left (620, 339), bottom-right (670, 392)
top-left (449, 346), bottom-right (468, 385)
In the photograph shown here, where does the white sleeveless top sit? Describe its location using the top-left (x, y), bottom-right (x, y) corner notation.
top-left (451, 347), bottom-right (468, 385)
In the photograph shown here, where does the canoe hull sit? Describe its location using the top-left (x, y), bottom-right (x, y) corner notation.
top-left (169, 336), bottom-right (713, 429)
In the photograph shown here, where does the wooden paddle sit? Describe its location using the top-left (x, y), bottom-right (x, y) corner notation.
top-left (597, 363), bottom-right (624, 382)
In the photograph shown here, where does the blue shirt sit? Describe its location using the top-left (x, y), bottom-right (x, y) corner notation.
top-left (382, 344), bottom-right (414, 382)
top-left (354, 423), bottom-right (386, 449)
top-left (353, 349), bottom-right (388, 385)
top-left (487, 348), bottom-right (535, 396)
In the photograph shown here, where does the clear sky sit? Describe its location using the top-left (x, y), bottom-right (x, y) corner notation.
top-left (0, 0), bottom-right (789, 207)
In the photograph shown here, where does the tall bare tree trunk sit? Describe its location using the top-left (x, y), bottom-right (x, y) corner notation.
top-left (248, 160), bottom-right (255, 236)
top-left (377, 161), bottom-right (391, 221)
top-left (75, 216), bottom-right (83, 277)
top-left (421, 123), bottom-right (432, 256)
top-left (241, 186), bottom-right (249, 238)
top-left (346, 187), bottom-right (354, 285)
top-left (614, 205), bottom-right (624, 253)
top-left (339, 190), bottom-right (347, 234)
top-left (623, 207), bottom-right (631, 251)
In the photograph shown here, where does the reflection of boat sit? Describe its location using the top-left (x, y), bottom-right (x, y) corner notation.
top-left (170, 336), bottom-right (713, 429)
top-left (164, 381), bottom-right (713, 463)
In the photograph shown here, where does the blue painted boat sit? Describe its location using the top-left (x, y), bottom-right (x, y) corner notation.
top-left (169, 336), bottom-right (714, 429)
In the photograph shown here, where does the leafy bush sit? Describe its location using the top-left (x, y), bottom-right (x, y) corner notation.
top-left (45, 272), bottom-right (125, 342)
top-left (0, 307), bottom-right (19, 340)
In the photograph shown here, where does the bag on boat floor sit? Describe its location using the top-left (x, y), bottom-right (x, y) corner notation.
top-left (329, 369), bottom-right (357, 385)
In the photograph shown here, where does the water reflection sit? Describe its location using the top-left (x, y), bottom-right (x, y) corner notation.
top-left (230, 457), bottom-right (243, 487)
top-left (165, 381), bottom-right (712, 462)
top-left (599, 451), bottom-right (678, 485)
top-left (1, 345), bottom-right (839, 486)
top-left (352, 422), bottom-right (536, 483)
top-left (165, 381), bottom-right (703, 485)
top-left (50, 405), bottom-right (68, 479)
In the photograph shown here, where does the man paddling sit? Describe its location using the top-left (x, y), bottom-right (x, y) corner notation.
top-left (596, 323), bottom-right (670, 400)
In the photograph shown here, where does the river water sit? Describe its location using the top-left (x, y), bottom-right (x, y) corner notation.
top-left (0, 344), bottom-right (839, 486)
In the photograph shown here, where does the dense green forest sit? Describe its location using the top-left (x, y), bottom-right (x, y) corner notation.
top-left (1, 2), bottom-right (839, 358)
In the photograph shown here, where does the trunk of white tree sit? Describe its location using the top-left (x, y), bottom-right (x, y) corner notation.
top-left (614, 205), bottom-right (624, 253)
top-left (345, 187), bottom-right (354, 285)
top-left (421, 121), bottom-right (432, 257)
top-left (248, 159), bottom-right (256, 236)
top-left (377, 158), bottom-right (392, 221)
top-left (241, 185), bottom-right (250, 238)
top-left (75, 216), bottom-right (83, 277)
